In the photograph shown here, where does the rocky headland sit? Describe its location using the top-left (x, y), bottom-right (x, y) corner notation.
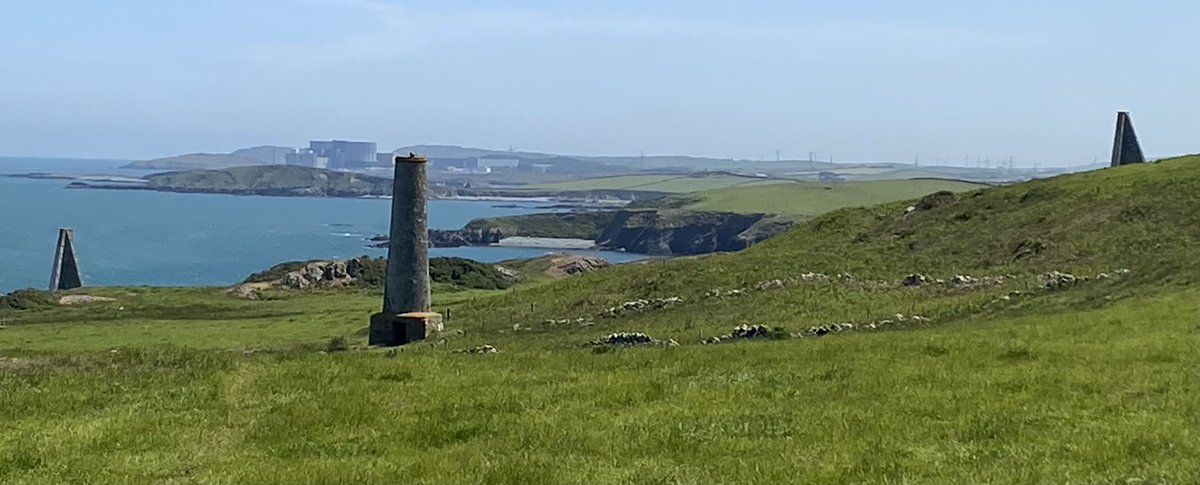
top-left (373, 209), bottom-right (795, 256)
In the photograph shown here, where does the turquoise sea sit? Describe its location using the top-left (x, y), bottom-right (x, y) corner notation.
top-left (0, 157), bottom-right (643, 292)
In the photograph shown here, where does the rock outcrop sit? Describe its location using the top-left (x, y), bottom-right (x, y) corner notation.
top-left (371, 228), bottom-right (505, 248)
top-left (276, 259), bottom-right (370, 290)
top-left (373, 209), bottom-right (794, 255)
top-left (595, 209), bottom-right (792, 255)
top-left (542, 254), bottom-right (609, 278)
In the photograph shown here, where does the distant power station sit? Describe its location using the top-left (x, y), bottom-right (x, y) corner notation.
top-left (286, 140), bottom-right (381, 170)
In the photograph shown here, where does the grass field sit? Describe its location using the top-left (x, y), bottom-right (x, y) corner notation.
top-left (643, 178), bottom-right (989, 217)
top-left (2, 156), bottom-right (1197, 484)
top-left (533, 173), bottom-right (791, 193)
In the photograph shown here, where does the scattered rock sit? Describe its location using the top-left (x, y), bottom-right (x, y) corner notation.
top-left (455, 344), bottom-right (498, 354)
top-left (902, 273), bottom-right (930, 287)
top-left (949, 274), bottom-right (976, 286)
top-left (280, 260), bottom-right (358, 290)
top-left (544, 317), bottom-right (594, 327)
top-left (1042, 271), bottom-right (1077, 290)
top-left (493, 265), bottom-right (520, 280)
top-left (797, 272), bottom-right (829, 282)
top-left (754, 279), bottom-right (785, 291)
top-left (554, 255), bottom-right (610, 277)
top-left (703, 324), bottom-right (784, 344)
top-left (798, 314), bottom-right (930, 338)
top-left (587, 332), bottom-right (664, 347)
top-left (226, 282), bottom-right (271, 300)
top-left (1095, 268), bottom-right (1132, 280)
top-left (57, 295), bottom-right (117, 305)
top-left (601, 297), bottom-right (683, 318)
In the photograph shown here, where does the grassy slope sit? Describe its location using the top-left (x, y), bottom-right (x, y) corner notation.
top-left (653, 178), bottom-right (989, 216)
top-left (460, 157), bottom-right (1198, 330)
top-left (123, 153), bottom-right (270, 170)
top-left (1, 290), bottom-right (1195, 484)
top-left (2, 156), bottom-right (1197, 483)
top-left (145, 165), bottom-right (391, 194)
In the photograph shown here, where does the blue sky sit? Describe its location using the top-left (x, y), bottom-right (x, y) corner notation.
top-left (1, 0), bottom-right (1196, 165)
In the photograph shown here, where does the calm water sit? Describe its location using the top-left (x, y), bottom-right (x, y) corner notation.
top-left (0, 157), bottom-right (643, 292)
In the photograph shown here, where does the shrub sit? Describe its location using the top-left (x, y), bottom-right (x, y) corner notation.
top-left (0, 288), bottom-right (58, 310)
top-left (429, 257), bottom-right (514, 290)
top-left (326, 336), bottom-right (349, 352)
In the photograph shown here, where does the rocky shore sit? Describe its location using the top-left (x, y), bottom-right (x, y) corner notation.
top-left (369, 209), bottom-right (794, 256)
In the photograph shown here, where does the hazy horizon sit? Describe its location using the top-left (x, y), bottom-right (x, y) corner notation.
top-left (2, 0), bottom-right (1196, 166)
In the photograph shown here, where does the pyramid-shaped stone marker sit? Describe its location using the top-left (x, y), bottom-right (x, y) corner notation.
top-left (49, 228), bottom-right (83, 291)
top-left (1110, 111), bottom-right (1145, 167)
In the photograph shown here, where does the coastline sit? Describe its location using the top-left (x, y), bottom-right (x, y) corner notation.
top-left (492, 236), bottom-right (597, 250)
top-left (58, 179), bottom-right (630, 208)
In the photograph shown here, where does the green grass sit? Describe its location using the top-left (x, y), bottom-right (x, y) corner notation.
top-left (646, 178), bottom-right (989, 217)
top-left (2, 156), bottom-right (1198, 483)
top-left (1, 290), bottom-right (1195, 483)
top-left (0, 286), bottom-right (498, 353)
top-left (533, 173), bottom-right (790, 193)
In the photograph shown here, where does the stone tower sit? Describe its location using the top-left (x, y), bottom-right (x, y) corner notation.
top-left (49, 228), bottom-right (83, 291)
top-left (1110, 111), bottom-right (1145, 167)
top-left (369, 154), bottom-right (443, 346)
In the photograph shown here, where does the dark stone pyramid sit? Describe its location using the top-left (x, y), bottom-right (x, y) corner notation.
top-left (1110, 111), bottom-right (1145, 167)
top-left (50, 229), bottom-right (83, 291)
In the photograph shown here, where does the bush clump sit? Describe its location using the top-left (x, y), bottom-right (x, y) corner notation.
top-left (327, 336), bottom-right (350, 352)
top-left (0, 288), bottom-right (58, 310)
top-left (429, 257), bottom-right (514, 290)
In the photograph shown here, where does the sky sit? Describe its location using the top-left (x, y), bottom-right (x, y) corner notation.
top-left (1, 0), bottom-right (1196, 165)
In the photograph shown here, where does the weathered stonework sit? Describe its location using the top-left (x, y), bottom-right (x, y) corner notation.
top-left (369, 312), bottom-right (444, 346)
top-left (369, 154), bottom-right (441, 346)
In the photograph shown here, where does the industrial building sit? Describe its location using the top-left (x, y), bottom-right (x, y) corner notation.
top-left (285, 140), bottom-right (378, 170)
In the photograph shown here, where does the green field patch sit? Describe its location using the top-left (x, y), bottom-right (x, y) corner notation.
top-left (534, 173), bottom-right (792, 193)
top-left (645, 178), bottom-right (989, 216)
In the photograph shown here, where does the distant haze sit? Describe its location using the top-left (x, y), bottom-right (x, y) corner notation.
top-left (1, 0), bottom-right (1197, 166)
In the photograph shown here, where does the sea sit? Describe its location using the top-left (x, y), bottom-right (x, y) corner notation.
top-left (0, 157), bottom-right (644, 292)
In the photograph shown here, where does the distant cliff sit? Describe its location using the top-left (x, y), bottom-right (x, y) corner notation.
top-left (385, 209), bottom-right (793, 255)
top-left (595, 209), bottom-right (793, 255)
top-left (123, 153), bottom-right (273, 170)
top-left (143, 165), bottom-right (395, 197)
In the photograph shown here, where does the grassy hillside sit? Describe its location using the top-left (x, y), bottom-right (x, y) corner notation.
top-left (533, 173), bottom-right (791, 193)
top-left (462, 211), bottom-right (613, 239)
top-left (144, 165), bottom-right (392, 197)
top-left (639, 178), bottom-right (989, 217)
top-left (123, 153), bottom-right (271, 170)
top-left (1, 156), bottom-right (1197, 483)
top-left (2, 288), bottom-right (1193, 483)
top-left (469, 156), bottom-right (1198, 320)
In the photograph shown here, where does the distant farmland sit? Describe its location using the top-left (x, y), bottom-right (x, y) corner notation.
top-left (638, 179), bottom-right (991, 217)
top-left (533, 173), bottom-right (792, 193)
